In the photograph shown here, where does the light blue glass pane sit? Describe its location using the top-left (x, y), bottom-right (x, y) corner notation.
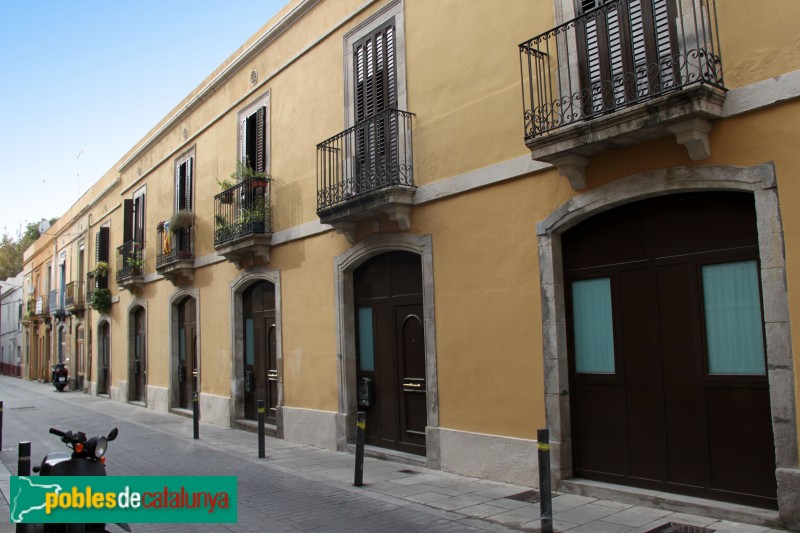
top-left (572, 278), bottom-right (615, 374)
top-left (358, 307), bottom-right (375, 372)
top-left (179, 327), bottom-right (185, 362)
top-left (245, 319), bottom-right (254, 366)
top-left (702, 260), bottom-right (765, 375)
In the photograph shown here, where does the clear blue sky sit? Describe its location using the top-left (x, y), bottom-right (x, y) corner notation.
top-left (0, 0), bottom-right (287, 238)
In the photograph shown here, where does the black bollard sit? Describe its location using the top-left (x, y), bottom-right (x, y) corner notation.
top-left (0, 400), bottom-right (3, 451)
top-left (258, 400), bottom-right (266, 458)
top-left (353, 411), bottom-right (366, 487)
top-left (192, 391), bottom-right (199, 440)
top-left (16, 442), bottom-right (32, 532)
top-left (18, 441), bottom-right (31, 476)
top-left (537, 428), bottom-right (553, 533)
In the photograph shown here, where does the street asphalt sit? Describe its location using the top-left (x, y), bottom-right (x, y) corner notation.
top-left (0, 375), bottom-right (790, 533)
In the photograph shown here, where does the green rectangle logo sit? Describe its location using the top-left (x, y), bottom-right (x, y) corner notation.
top-left (10, 476), bottom-right (237, 524)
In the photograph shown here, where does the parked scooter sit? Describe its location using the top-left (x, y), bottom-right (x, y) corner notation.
top-left (32, 426), bottom-right (129, 532)
top-left (51, 363), bottom-right (68, 392)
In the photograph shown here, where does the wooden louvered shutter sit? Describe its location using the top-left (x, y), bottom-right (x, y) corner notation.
top-left (353, 21), bottom-right (397, 123)
top-left (353, 21), bottom-right (398, 187)
top-left (577, 0), bottom-right (677, 116)
top-left (134, 194), bottom-right (145, 245)
top-left (175, 164), bottom-right (182, 212)
top-left (123, 200), bottom-right (134, 243)
top-left (255, 107), bottom-right (266, 174)
top-left (185, 158), bottom-right (193, 211)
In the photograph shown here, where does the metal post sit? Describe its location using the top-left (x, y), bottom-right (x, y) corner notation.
top-left (18, 441), bottom-right (31, 476)
top-left (353, 411), bottom-right (366, 487)
top-left (192, 391), bottom-right (199, 440)
top-left (538, 428), bottom-right (553, 533)
top-left (258, 400), bottom-right (266, 458)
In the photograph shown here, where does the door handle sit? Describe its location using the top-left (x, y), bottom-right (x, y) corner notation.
top-left (267, 371), bottom-right (278, 379)
top-left (402, 382), bottom-right (422, 388)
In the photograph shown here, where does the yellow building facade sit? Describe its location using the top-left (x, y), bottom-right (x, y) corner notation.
top-left (21, 0), bottom-right (800, 528)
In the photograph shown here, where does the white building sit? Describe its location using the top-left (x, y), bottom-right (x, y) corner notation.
top-left (1, 273), bottom-right (24, 376)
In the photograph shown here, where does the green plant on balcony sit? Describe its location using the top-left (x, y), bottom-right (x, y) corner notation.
top-left (231, 160), bottom-right (268, 182)
top-left (170, 210), bottom-right (195, 233)
top-left (241, 197), bottom-right (267, 226)
top-left (94, 261), bottom-right (109, 278)
top-left (91, 288), bottom-right (111, 314)
top-left (127, 256), bottom-right (144, 271)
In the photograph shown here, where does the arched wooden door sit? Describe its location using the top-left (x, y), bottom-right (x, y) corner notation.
top-left (177, 298), bottom-right (197, 409)
top-left (132, 308), bottom-right (146, 402)
top-left (243, 281), bottom-right (278, 424)
top-left (563, 192), bottom-right (776, 508)
top-left (354, 251), bottom-right (426, 456)
top-left (98, 322), bottom-right (110, 395)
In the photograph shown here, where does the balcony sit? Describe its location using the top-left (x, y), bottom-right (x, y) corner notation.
top-left (156, 223), bottom-right (194, 285)
top-left (214, 177), bottom-right (273, 268)
top-left (317, 108), bottom-right (415, 243)
top-left (23, 296), bottom-right (37, 323)
top-left (65, 281), bottom-right (85, 313)
top-left (519, 0), bottom-right (725, 189)
top-left (49, 289), bottom-right (67, 319)
top-left (116, 240), bottom-right (145, 292)
top-left (35, 295), bottom-right (49, 317)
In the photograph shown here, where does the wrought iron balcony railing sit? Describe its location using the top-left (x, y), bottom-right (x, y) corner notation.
top-left (214, 177), bottom-right (272, 247)
top-left (317, 108), bottom-right (415, 212)
top-left (35, 295), bottom-right (49, 316)
top-left (49, 289), bottom-right (66, 316)
top-left (117, 240), bottom-right (144, 282)
top-left (156, 226), bottom-right (193, 268)
top-left (65, 281), bottom-right (85, 310)
top-left (519, 0), bottom-right (724, 141)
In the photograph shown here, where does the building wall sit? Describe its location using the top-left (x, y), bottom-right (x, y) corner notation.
top-left (19, 0), bottom-right (800, 527)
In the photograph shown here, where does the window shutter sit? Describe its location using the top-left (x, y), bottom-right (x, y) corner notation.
top-left (175, 164), bottom-right (181, 212)
top-left (98, 227), bottom-right (109, 262)
top-left (353, 20), bottom-right (397, 123)
top-left (123, 199), bottom-right (134, 243)
top-left (240, 117), bottom-right (247, 171)
top-left (186, 158), bottom-right (193, 211)
top-left (134, 194), bottom-right (145, 244)
top-left (255, 107), bottom-right (266, 174)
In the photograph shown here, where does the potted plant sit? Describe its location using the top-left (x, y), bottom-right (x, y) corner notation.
top-left (91, 288), bottom-right (112, 314)
top-left (232, 161), bottom-right (269, 192)
top-left (170, 210), bottom-right (195, 233)
top-left (94, 261), bottom-right (109, 278)
top-left (218, 178), bottom-right (236, 204)
top-left (127, 256), bottom-right (144, 275)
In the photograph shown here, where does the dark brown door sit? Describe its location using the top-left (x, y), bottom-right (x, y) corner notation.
top-left (178, 298), bottom-right (197, 409)
top-left (133, 308), bottom-right (146, 402)
top-left (355, 252), bottom-right (426, 455)
top-left (563, 192), bottom-right (776, 508)
top-left (98, 323), bottom-right (109, 395)
top-left (243, 281), bottom-right (278, 424)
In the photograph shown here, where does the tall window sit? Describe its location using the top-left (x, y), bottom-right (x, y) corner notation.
top-left (238, 93), bottom-right (270, 174)
top-left (123, 192), bottom-right (146, 244)
top-left (175, 154), bottom-right (193, 212)
top-left (95, 227), bottom-right (109, 289)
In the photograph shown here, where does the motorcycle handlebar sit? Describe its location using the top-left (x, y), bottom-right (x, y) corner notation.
top-left (49, 428), bottom-right (67, 437)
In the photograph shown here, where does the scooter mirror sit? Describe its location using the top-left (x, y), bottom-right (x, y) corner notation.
top-left (107, 427), bottom-right (119, 441)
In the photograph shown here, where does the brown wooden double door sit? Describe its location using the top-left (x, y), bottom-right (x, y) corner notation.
top-left (177, 298), bottom-right (197, 409)
top-left (355, 252), bottom-right (426, 456)
top-left (131, 308), bottom-right (146, 403)
top-left (563, 192), bottom-right (776, 508)
top-left (243, 281), bottom-right (278, 425)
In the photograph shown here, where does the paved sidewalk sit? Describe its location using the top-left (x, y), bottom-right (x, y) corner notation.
top-left (0, 376), bottom-right (791, 532)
